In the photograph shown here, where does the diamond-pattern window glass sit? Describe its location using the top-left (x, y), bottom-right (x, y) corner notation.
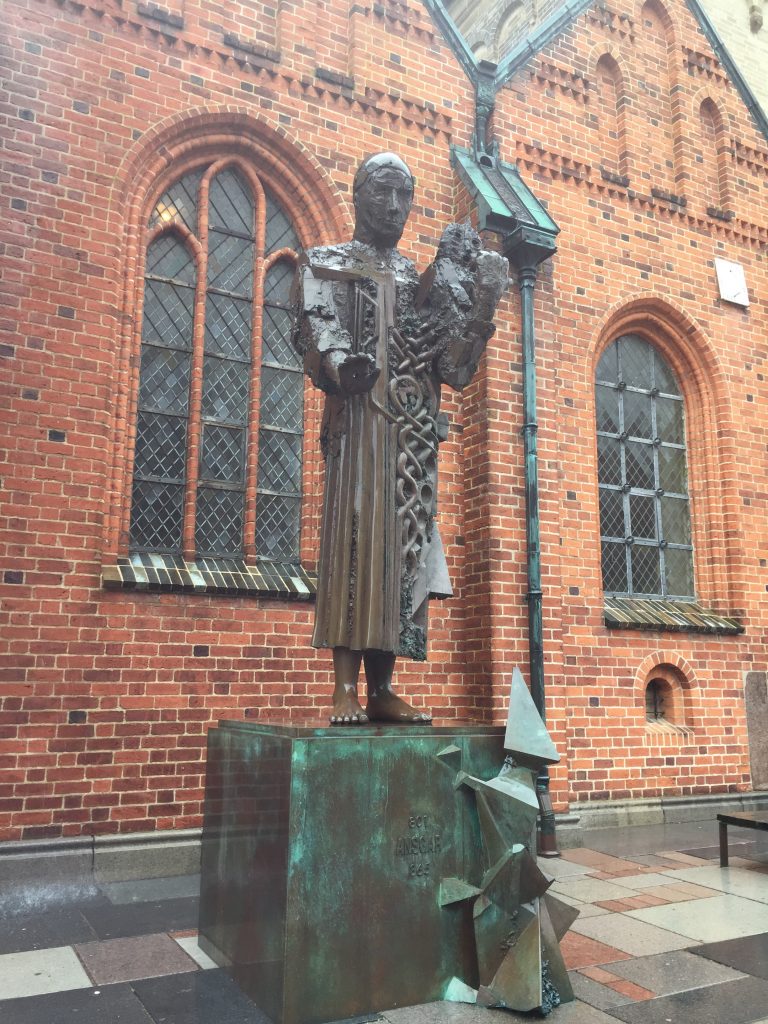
top-left (623, 390), bottom-right (653, 439)
top-left (200, 424), bottom-right (245, 483)
top-left (131, 166), bottom-right (302, 562)
top-left (258, 429), bottom-right (302, 495)
top-left (260, 366), bottom-right (303, 431)
top-left (596, 344), bottom-right (619, 384)
top-left (130, 481), bottom-right (184, 552)
top-left (265, 190), bottom-right (299, 254)
top-left (256, 493), bottom-right (301, 562)
top-left (139, 345), bottom-right (191, 415)
top-left (597, 435), bottom-right (622, 486)
top-left (625, 440), bottom-right (655, 489)
top-left (630, 493), bottom-right (657, 540)
top-left (207, 231), bottom-right (254, 298)
top-left (209, 169), bottom-right (254, 237)
top-left (653, 351), bottom-right (681, 396)
top-left (196, 487), bottom-right (244, 556)
top-left (601, 541), bottom-right (628, 593)
top-left (655, 396), bottom-right (684, 444)
top-left (596, 385), bottom-right (620, 434)
top-left (263, 260), bottom-right (294, 306)
top-left (619, 334), bottom-right (651, 388)
top-left (205, 293), bottom-right (252, 360)
top-left (202, 355), bottom-right (250, 424)
top-left (149, 168), bottom-right (203, 233)
top-left (146, 234), bottom-right (195, 283)
top-left (599, 488), bottom-right (625, 539)
top-left (143, 279), bottom-right (195, 350)
top-left (262, 305), bottom-right (299, 368)
top-left (134, 412), bottom-right (187, 482)
top-left (631, 544), bottom-right (661, 596)
top-left (664, 547), bottom-right (694, 597)
top-left (596, 334), bottom-right (694, 598)
top-left (658, 445), bottom-right (687, 494)
top-left (661, 495), bottom-right (691, 545)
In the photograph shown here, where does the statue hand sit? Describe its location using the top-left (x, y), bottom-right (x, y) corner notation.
top-left (337, 353), bottom-right (380, 395)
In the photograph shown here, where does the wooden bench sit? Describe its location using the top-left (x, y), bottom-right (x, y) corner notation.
top-left (717, 810), bottom-right (768, 867)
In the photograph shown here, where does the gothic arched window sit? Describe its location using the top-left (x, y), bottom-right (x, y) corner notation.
top-left (129, 163), bottom-right (302, 562)
top-left (596, 334), bottom-right (694, 598)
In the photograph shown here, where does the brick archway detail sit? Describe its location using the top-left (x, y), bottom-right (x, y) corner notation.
top-left (634, 651), bottom-right (698, 692)
top-left (104, 109), bottom-right (351, 559)
top-left (590, 295), bottom-right (740, 613)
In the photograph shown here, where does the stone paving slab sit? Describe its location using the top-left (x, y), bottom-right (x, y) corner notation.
top-left (0, 905), bottom-right (98, 955)
top-left (81, 896), bottom-right (199, 940)
top-left (690, 932), bottom-right (768, 981)
top-left (173, 934), bottom-right (220, 970)
top-left (569, 971), bottom-right (635, 1010)
top-left (606, 975), bottom-right (768, 1024)
top-left (624, 893), bottom-right (768, 943)
top-left (0, 945), bottom-right (91, 999)
top-left (377, 1002), bottom-right (619, 1023)
top-left (74, 931), bottom-right (199, 985)
top-left (559, 931), bottom-right (633, 969)
top-left (660, 864), bottom-right (768, 903)
top-left (601, 873), bottom-right (678, 891)
top-left (553, 878), bottom-right (650, 904)
top-left (131, 967), bottom-right (272, 1023)
top-left (0, 981), bottom-right (153, 1024)
top-left (601, 949), bottom-right (748, 994)
top-left (570, 913), bottom-right (695, 956)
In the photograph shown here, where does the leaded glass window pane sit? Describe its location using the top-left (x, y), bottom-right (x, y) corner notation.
top-left (256, 258), bottom-right (302, 561)
top-left (596, 384), bottom-right (620, 434)
top-left (131, 166), bottom-right (302, 564)
top-left (130, 234), bottom-right (195, 552)
top-left (601, 541), bottom-right (628, 593)
top-left (196, 487), bottom-right (245, 556)
top-left (265, 190), bottom-right (299, 254)
top-left (194, 169), bottom-right (255, 557)
top-left (596, 335), bottom-right (694, 597)
top-left (148, 168), bottom-right (203, 233)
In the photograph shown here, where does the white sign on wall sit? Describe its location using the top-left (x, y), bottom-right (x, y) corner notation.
top-left (714, 257), bottom-right (750, 307)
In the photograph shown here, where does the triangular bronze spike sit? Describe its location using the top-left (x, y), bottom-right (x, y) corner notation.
top-left (504, 666), bottom-right (559, 768)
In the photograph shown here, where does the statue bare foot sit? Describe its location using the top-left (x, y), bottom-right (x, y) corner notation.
top-left (330, 685), bottom-right (369, 725)
top-left (366, 689), bottom-right (433, 724)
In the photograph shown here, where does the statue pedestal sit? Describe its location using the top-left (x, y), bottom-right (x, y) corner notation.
top-left (199, 719), bottom-right (505, 1024)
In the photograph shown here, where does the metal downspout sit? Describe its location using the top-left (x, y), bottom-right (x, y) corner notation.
top-left (515, 256), bottom-right (559, 857)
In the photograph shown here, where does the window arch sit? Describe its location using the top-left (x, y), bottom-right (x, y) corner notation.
top-left (129, 161), bottom-right (302, 563)
top-left (596, 334), bottom-right (694, 598)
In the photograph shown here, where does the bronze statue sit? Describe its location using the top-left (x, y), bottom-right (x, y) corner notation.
top-left (292, 153), bottom-right (507, 724)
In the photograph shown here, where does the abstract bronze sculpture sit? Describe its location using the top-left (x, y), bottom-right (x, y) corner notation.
top-left (292, 153), bottom-right (508, 724)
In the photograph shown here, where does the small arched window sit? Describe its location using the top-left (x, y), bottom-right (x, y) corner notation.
top-left (596, 334), bottom-right (694, 598)
top-left (130, 164), bottom-right (302, 562)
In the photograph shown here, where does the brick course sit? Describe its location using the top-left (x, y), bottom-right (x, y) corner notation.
top-left (1, 0), bottom-right (766, 840)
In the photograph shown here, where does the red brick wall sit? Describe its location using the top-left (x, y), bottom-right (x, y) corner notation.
top-left (1, 0), bottom-right (766, 841)
top-left (489, 0), bottom-right (768, 809)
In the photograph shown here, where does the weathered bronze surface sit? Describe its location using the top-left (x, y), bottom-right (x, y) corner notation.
top-left (291, 152), bottom-right (508, 724)
top-left (199, 720), bottom-right (507, 1024)
top-left (437, 669), bottom-right (574, 1015)
top-left (199, 670), bottom-right (576, 1021)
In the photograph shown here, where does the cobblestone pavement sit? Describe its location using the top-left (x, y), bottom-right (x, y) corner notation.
top-left (1, 821), bottom-right (767, 1024)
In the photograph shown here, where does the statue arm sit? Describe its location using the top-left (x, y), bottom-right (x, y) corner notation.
top-left (291, 263), bottom-right (355, 394)
top-left (435, 250), bottom-right (508, 392)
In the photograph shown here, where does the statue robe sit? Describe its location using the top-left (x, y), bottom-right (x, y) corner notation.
top-left (292, 240), bottom-right (453, 660)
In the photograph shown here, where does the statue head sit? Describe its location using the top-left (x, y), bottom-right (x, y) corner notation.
top-left (353, 152), bottom-right (414, 248)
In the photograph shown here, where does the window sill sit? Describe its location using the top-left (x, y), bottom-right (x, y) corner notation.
top-left (604, 596), bottom-right (743, 635)
top-left (644, 719), bottom-right (694, 738)
top-left (102, 553), bottom-right (316, 600)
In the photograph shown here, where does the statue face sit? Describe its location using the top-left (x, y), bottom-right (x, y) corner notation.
top-left (354, 167), bottom-right (414, 248)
